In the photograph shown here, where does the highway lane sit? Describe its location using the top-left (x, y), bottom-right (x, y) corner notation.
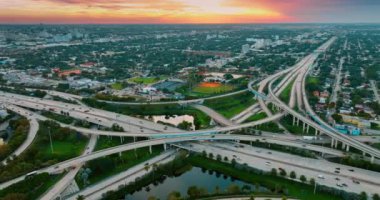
top-left (0, 133), bottom-right (348, 190)
top-left (298, 53), bottom-right (380, 158)
top-left (179, 141), bottom-right (380, 195)
top-left (192, 104), bottom-right (234, 126)
top-left (66, 150), bottom-right (177, 200)
top-left (0, 92), bottom-right (181, 133)
top-left (264, 49), bottom-right (380, 160)
top-left (1, 110), bottom-right (39, 165)
top-left (39, 134), bottom-right (97, 200)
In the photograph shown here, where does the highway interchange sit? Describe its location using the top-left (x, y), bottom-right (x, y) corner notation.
top-left (1, 37), bottom-right (380, 199)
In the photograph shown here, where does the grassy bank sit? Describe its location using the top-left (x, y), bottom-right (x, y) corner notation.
top-left (83, 98), bottom-right (211, 129)
top-left (204, 92), bottom-right (256, 118)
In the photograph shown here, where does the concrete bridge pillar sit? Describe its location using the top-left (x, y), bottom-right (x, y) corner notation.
top-left (120, 136), bottom-right (123, 143)
top-left (164, 143), bottom-right (167, 151)
top-left (296, 118), bottom-right (300, 126)
top-left (331, 138), bottom-right (334, 148)
top-left (302, 123), bottom-right (306, 132)
top-left (341, 143), bottom-right (345, 150)
top-left (315, 129), bottom-right (318, 136)
top-left (334, 139), bottom-right (338, 148)
top-left (346, 145), bottom-right (350, 152)
top-left (133, 137), bottom-right (136, 142)
top-left (371, 155), bottom-right (375, 164)
top-left (306, 125), bottom-right (310, 133)
top-left (292, 116), bottom-right (296, 126)
top-left (149, 145), bottom-right (152, 154)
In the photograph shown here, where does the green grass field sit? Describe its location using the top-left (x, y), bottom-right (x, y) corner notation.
top-left (192, 84), bottom-right (235, 94)
top-left (111, 82), bottom-right (124, 90)
top-left (129, 76), bottom-right (166, 84)
top-left (244, 112), bottom-right (267, 123)
top-left (204, 92), bottom-right (256, 118)
top-left (307, 77), bottom-right (320, 85)
top-left (279, 80), bottom-right (294, 103)
top-left (41, 140), bottom-right (87, 159)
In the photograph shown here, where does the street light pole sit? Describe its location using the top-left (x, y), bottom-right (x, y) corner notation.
top-left (48, 127), bottom-right (54, 154)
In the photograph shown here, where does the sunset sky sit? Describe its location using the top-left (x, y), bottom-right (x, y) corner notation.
top-left (1, 0), bottom-right (380, 24)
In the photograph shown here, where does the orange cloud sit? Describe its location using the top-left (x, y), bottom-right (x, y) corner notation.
top-left (0, 0), bottom-right (301, 23)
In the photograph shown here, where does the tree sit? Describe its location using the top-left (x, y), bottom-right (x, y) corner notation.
top-left (187, 186), bottom-right (200, 199)
top-left (224, 156), bottom-right (229, 162)
top-left (300, 175), bottom-right (307, 183)
top-left (373, 194), bottom-right (380, 200)
top-left (271, 168), bottom-right (277, 176)
top-left (76, 195), bottom-right (85, 200)
top-left (208, 153), bottom-right (214, 159)
top-left (290, 171), bottom-right (296, 179)
top-left (227, 184), bottom-right (240, 194)
top-left (310, 178), bottom-right (315, 185)
top-left (216, 154), bottom-right (222, 161)
top-left (202, 150), bottom-right (207, 157)
top-left (331, 113), bottom-right (343, 123)
top-left (279, 169), bottom-right (287, 176)
top-left (231, 158), bottom-right (237, 167)
top-left (167, 191), bottom-right (181, 200)
top-left (360, 191), bottom-right (368, 200)
top-left (224, 73), bottom-right (234, 80)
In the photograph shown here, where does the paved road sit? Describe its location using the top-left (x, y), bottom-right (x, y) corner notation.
top-left (192, 104), bottom-right (234, 126)
top-left (1, 111), bottom-right (39, 165)
top-left (0, 92), bottom-right (181, 134)
top-left (100, 88), bottom-right (250, 105)
top-left (0, 133), bottom-right (348, 190)
top-left (330, 57), bottom-right (345, 103)
top-left (66, 150), bottom-right (177, 200)
top-left (179, 141), bottom-right (380, 195)
top-left (39, 134), bottom-right (97, 200)
top-left (370, 80), bottom-right (380, 104)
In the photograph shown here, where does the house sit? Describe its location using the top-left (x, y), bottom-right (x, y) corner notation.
top-left (313, 91), bottom-right (320, 97)
top-left (320, 90), bottom-right (330, 98)
top-left (80, 62), bottom-right (96, 68)
top-left (58, 69), bottom-right (81, 77)
top-left (319, 97), bottom-right (327, 104)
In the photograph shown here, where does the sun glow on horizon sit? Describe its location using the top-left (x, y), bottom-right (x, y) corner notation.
top-left (3, 0), bottom-right (378, 24)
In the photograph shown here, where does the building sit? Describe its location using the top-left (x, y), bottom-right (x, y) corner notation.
top-left (58, 69), bottom-right (81, 77)
top-left (339, 114), bottom-right (371, 128)
top-left (80, 62), bottom-right (96, 68)
top-left (241, 44), bottom-right (250, 54)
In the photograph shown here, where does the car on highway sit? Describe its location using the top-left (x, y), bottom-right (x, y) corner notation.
top-left (353, 180), bottom-right (360, 184)
top-left (318, 174), bottom-right (325, 179)
top-left (265, 161), bottom-right (271, 166)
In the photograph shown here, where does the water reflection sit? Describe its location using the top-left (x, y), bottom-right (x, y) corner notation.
top-left (125, 167), bottom-right (254, 200)
top-left (145, 115), bottom-right (195, 130)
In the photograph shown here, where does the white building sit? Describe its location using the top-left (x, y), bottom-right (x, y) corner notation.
top-left (241, 44), bottom-right (250, 54)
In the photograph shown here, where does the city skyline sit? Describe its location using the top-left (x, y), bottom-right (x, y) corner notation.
top-left (1, 0), bottom-right (380, 24)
